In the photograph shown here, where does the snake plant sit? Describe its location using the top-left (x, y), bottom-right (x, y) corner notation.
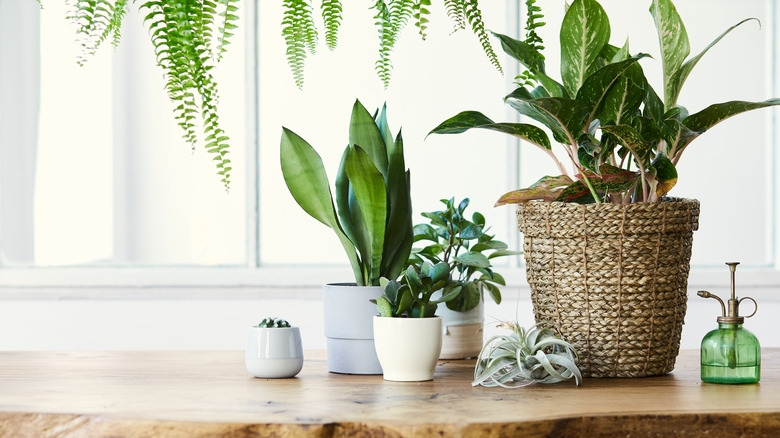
top-left (282, 0), bottom-right (501, 88)
top-left (410, 197), bottom-right (519, 312)
top-left (55, 0), bottom-right (239, 190)
top-left (280, 100), bottom-right (414, 286)
top-left (373, 262), bottom-right (462, 318)
top-left (473, 321), bottom-right (582, 387)
top-left (430, 0), bottom-right (780, 204)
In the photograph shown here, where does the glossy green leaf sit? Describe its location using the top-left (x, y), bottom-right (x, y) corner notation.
top-left (413, 223), bottom-right (438, 242)
top-left (405, 264), bottom-right (423, 293)
top-left (472, 240), bottom-right (508, 252)
top-left (453, 252), bottom-right (490, 269)
top-left (649, 0), bottom-right (690, 110)
top-left (434, 285), bottom-right (462, 304)
top-left (666, 18), bottom-right (758, 109)
top-left (683, 99), bottom-right (780, 133)
top-left (280, 127), bottom-right (363, 283)
top-left (560, 0), bottom-right (611, 96)
top-left (428, 111), bottom-right (552, 151)
top-left (376, 295), bottom-right (393, 317)
top-left (576, 55), bottom-right (649, 127)
top-left (458, 224), bottom-right (482, 240)
top-left (396, 288), bottom-right (414, 316)
top-left (381, 131), bottom-right (413, 282)
top-left (348, 100), bottom-right (388, 177)
top-left (345, 145), bottom-right (387, 285)
top-left (505, 89), bottom-right (591, 145)
top-left (335, 148), bottom-right (370, 279)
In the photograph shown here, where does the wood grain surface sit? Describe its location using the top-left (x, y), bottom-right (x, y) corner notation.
top-left (0, 349), bottom-right (778, 437)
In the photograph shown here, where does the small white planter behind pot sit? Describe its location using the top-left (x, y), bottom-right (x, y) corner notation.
top-left (245, 326), bottom-right (304, 378)
top-left (323, 283), bottom-right (383, 374)
top-left (438, 300), bottom-right (484, 359)
top-left (373, 316), bottom-right (442, 381)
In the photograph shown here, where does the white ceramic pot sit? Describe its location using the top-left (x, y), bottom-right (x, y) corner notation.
top-left (245, 326), bottom-right (304, 378)
top-left (438, 300), bottom-right (484, 359)
top-left (373, 316), bottom-right (442, 381)
top-left (323, 283), bottom-right (383, 374)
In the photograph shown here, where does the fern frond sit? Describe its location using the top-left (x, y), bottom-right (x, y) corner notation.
top-left (321, 0), bottom-right (343, 50)
top-left (443, 0), bottom-right (466, 32)
top-left (68, 0), bottom-right (129, 65)
top-left (140, 0), bottom-right (233, 190)
top-left (215, 0), bottom-right (240, 61)
top-left (464, 0), bottom-right (502, 74)
top-left (518, 0), bottom-right (546, 87)
top-left (282, 0), bottom-right (318, 88)
top-left (412, 0), bottom-right (431, 40)
top-left (372, 0), bottom-right (414, 88)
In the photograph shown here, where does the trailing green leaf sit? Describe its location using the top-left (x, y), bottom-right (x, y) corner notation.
top-left (321, 0), bottom-right (343, 50)
top-left (282, 0), bottom-right (318, 89)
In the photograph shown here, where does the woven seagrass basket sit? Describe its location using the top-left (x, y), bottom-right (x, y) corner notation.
top-left (517, 197), bottom-right (700, 378)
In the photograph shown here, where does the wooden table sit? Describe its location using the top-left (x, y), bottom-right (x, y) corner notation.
top-left (0, 349), bottom-right (778, 437)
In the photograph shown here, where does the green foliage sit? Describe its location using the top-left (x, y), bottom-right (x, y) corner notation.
top-left (280, 100), bottom-right (414, 286)
top-left (430, 0), bottom-right (780, 204)
top-left (281, 0), bottom-right (502, 88)
top-left (372, 262), bottom-right (462, 318)
top-left (473, 321), bottom-right (582, 387)
top-left (258, 317), bottom-right (292, 328)
top-left (409, 198), bottom-right (519, 312)
top-left (64, 0), bottom-right (239, 190)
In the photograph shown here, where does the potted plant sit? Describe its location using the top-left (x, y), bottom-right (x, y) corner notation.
top-left (371, 262), bottom-right (462, 381)
top-left (410, 197), bottom-right (518, 359)
top-left (429, 0), bottom-right (780, 377)
top-left (245, 317), bottom-right (304, 379)
top-left (281, 99), bottom-right (413, 374)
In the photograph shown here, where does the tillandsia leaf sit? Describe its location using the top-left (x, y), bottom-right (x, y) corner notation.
top-left (428, 111), bottom-right (552, 151)
top-left (495, 175), bottom-right (574, 205)
top-left (666, 18), bottom-right (759, 110)
top-left (649, 0), bottom-right (690, 111)
top-left (555, 164), bottom-right (638, 203)
top-left (345, 145), bottom-right (388, 286)
top-left (651, 152), bottom-right (677, 198)
top-left (280, 128), bottom-right (363, 283)
top-left (559, 0), bottom-right (611, 97)
top-left (504, 89), bottom-right (591, 145)
top-left (492, 32), bottom-right (567, 98)
top-left (576, 55), bottom-right (650, 128)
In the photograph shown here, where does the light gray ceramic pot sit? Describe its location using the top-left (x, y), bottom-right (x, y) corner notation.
top-left (322, 283), bottom-right (383, 374)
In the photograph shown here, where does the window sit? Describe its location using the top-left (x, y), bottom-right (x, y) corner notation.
top-left (0, 0), bottom-right (778, 292)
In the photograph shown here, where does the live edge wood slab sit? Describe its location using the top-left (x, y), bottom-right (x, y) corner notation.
top-left (0, 350), bottom-right (778, 438)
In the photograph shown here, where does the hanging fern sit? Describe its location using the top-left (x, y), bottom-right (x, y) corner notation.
top-left (412, 0), bottom-right (431, 40)
top-left (514, 0), bottom-right (545, 87)
top-left (282, 0), bottom-right (318, 89)
top-left (62, 0), bottom-right (238, 190)
top-left (321, 0), bottom-right (343, 50)
top-left (371, 0), bottom-right (415, 88)
top-left (443, 0), bottom-right (466, 32)
top-left (463, 0), bottom-right (502, 75)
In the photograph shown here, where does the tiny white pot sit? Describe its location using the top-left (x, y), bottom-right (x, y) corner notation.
top-left (245, 326), bottom-right (304, 379)
top-left (373, 316), bottom-right (442, 382)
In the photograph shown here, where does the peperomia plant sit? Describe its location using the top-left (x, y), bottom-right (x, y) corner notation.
top-left (281, 99), bottom-right (414, 286)
top-left (373, 262), bottom-right (462, 318)
top-left (258, 317), bottom-right (291, 328)
top-left (410, 197), bottom-right (519, 313)
top-left (429, 0), bottom-right (780, 205)
top-left (473, 321), bottom-right (582, 387)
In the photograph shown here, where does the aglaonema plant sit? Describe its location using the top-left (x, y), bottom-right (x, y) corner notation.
top-left (410, 197), bottom-right (519, 312)
top-left (373, 262), bottom-right (462, 318)
top-left (429, 0), bottom-right (780, 205)
top-left (281, 99), bottom-right (414, 286)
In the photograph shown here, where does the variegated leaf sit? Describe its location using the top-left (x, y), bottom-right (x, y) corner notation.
top-left (649, 0), bottom-right (690, 110)
top-left (428, 110), bottom-right (552, 150)
top-left (494, 175), bottom-right (573, 206)
top-left (651, 153), bottom-right (677, 197)
top-left (576, 55), bottom-right (649, 127)
top-left (505, 89), bottom-right (591, 145)
top-left (560, 0), bottom-right (611, 96)
top-left (556, 164), bottom-right (638, 202)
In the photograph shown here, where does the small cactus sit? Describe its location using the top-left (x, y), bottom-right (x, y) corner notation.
top-left (258, 317), bottom-right (291, 328)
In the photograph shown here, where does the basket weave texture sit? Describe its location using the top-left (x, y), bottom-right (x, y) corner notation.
top-left (517, 198), bottom-right (700, 378)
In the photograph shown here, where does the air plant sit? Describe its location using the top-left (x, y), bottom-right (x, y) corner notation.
top-left (473, 321), bottom-right (582, 387)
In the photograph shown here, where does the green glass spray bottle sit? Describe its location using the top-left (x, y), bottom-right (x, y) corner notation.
top-left (697, 262), bottom-right (760, 384)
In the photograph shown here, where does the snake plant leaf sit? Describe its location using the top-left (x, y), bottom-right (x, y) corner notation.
top-left (505, 89), bottom-right (591, 145)
top-left (280, 127), bottom-right (363, 283)
top-left (335, 148), bottom-right (371, 278)
top-left (560, 0), bottom-right (611, 97)
top-left (577, 55), bottom-right (650, 127)
top-left (382, 132), bottom-right (414, 282)
top-left (492, 32), bottom-right (568, 98)
top-left (649, 0), bottom-right (690, 110)
top-left (651, 153), bottom-right (678, 197)
top-left (375, 103), bottom-right (395, 160)
top-left (495, 175), bottom-right (574, 205)
top-left (348, 100), bottom-right (388, 178)
top-left (666, 18), bottom-right (758, 110)
top-left (345, 145), bottom-right (387, 285)
top-left (682, 99), bottom-right (780, 133)
top-left (453, 252), bottom-right (490, 269)
top-left (428, 111), bottom-right (552, 151)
